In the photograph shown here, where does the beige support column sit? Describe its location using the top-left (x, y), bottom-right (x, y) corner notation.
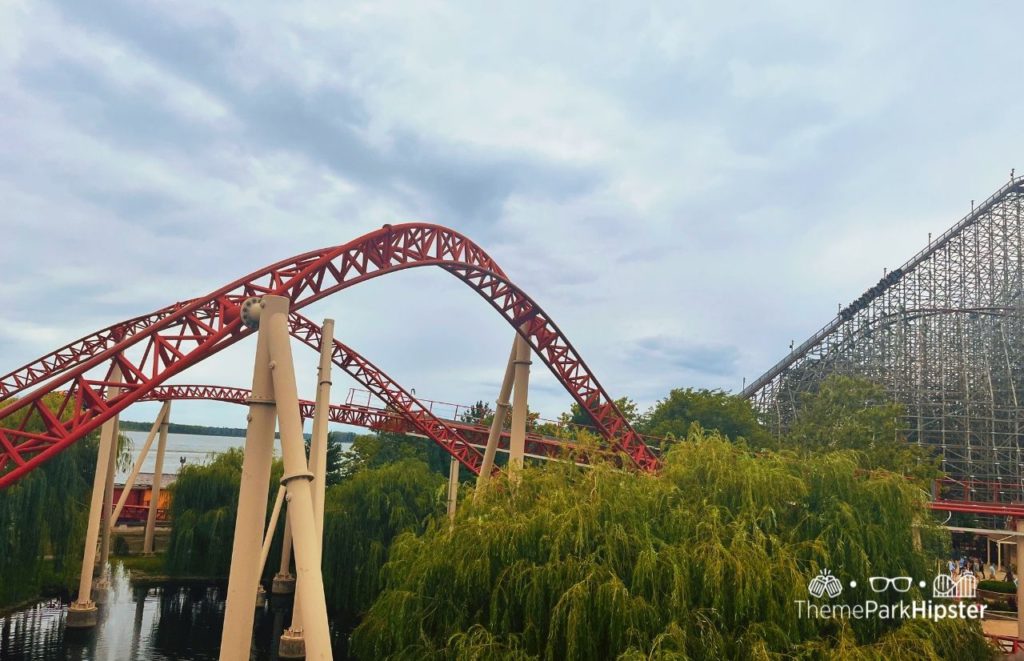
top-left (475, 343), bottom-right (517, 497)
top-left (281, 318), bottom-right (335, 659)
top-left (113, 402), bottom-right (169, 525)
top-left (447, 455), bottom-right (460, 520)
top-left (97, 383), bottom-right (123, 577)
top-left (309, 318), bottom-right (334, 536)
top-left (1017, 519), bottom-right (1024, 639)
top-left (260, 486), bottom-right (286, 573)
top-left (509, 332), bottom-right (532, 472)
top-left (66, 366), bottom-right (122, 628)
top-left (262, 295), bottom-right (333, 659)
top-left (220, 298), bottom-right (278, 660)
top-left (273, 515), bottom-right (296, 594)
top-left (144, 403), bottom-right (171, 555)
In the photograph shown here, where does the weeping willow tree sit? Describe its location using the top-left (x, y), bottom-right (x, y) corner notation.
top-left (322, 458), bottom-right (445, 616)
top-left (164, 442), bottom-right (443, 605)
top-left (0, 394), bottom-right (100, 608)
top-left (352, 430), bottom-right (994, 660)
top-left (165, 448), bottom-right (285, 577)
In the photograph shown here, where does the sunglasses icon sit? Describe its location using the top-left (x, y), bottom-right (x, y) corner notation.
top-left (868, 576), bottom-right (913, 593)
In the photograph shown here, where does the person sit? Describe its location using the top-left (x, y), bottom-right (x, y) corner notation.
top-left (990, 563), bottom-right (997, 579)
top-left (948, 559), bottom-right (956, 575)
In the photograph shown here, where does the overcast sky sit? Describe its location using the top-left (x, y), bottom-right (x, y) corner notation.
top-left (3, 1), bottom-right (1023, 431)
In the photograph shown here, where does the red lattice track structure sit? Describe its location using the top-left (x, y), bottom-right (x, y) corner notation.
top-left (0, 224), bottom-right (658, 489)
top-left (140, 384), bottom-right (602, 464)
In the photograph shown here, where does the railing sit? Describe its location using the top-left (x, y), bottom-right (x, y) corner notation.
top-left (933, 477), bottom-right (1024, 506)
top-left (987, 634), bottom-right (1024, 654)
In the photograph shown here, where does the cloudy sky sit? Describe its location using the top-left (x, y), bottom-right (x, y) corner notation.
top-left (2, 1), bottom-right (1023, 430)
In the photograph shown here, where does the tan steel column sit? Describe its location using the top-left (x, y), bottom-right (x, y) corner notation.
top-left (113, 402), bottom-right (169, 525)
top-left (220, 298), bottom-right (278, 660)
top-left (143, 402), bottom-right (171, 554)
top-left (263, 295), bottom-right (333, 659)
top-left (281, 318), bottom-right (335, 658)
top-left (475, 343), bottom-right (517, 497)
top-left (260, 486), bottom-right (286, 573)
top-left (509, 332), bottom-right (532, 471)
top-left (66, 366), bottom-right (122, 628)
top-left (273, 515), bottom-right (295, 594)
top-left (447, 455), bottom-right (460, 519)
top-left (97, 381), bottom-right (123, 575)
top-left (309, 318), bottom-right (334, 537)
top-left (1017, 519), bottom-right (1024, 639)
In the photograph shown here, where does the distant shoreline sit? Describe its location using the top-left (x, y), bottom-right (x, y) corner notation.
top-left (120, 420), bottom-right (247, 437)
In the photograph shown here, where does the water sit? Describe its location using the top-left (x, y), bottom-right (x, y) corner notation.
top-left (119, 432), bottom-right (248, 480)
top-left (0, 563), bottom-right (349, 659)
top-left (118, 432), bottom-right (351, 480)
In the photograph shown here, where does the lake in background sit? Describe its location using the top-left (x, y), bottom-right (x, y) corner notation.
top-left (118, 431), bottom-right (249, 481)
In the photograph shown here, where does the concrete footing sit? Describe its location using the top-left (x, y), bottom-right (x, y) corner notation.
top-left (255, 585), bottom-right (267, 608)
top-left (279, 628), bottom-right (305, 659)
top-left (272, 572), bottom-right (296, 595)
top-left (66, 602), bottom-right (98, 629)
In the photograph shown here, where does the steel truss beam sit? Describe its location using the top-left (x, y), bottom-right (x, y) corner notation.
top-left (0, 224), bottom-right (655, 488)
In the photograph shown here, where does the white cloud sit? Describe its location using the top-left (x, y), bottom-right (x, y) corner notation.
top-left (3, 0), bottom-right (1024, 426)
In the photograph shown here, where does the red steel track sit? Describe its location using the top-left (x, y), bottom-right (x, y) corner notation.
top-left (140, 384), bottom-right (597, 463)
top-left (0, 224), bottom-right (657, 488)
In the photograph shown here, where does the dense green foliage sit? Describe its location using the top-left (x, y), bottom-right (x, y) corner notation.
top-left (352, 433), bottom-right (990, 660)
top-left (785, 376), bottom-right (939, 479)
top-left (977, 580), bottom-right (1015, 594)
top-left (637, 388), bottom-right (771, 447)
top-left (165, 449), bottom-right (285, 577)
top-left (0, 394), bottom-right (98, 608)
top-left (119, 420), bottom-right (249, 437)
top-left (563, 397), bottom-right (639, 429)
top-left (341, 431), bottom-right (453, 478)
top-left (164, 434), bottom-right (444, 618)
top-left (323, 459), bottom-right (445, 616)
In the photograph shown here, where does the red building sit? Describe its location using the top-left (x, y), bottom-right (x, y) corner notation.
top-left (112, 472), bottom-right (176, 525)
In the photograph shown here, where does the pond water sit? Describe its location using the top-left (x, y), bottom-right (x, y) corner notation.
top-left (0, 563), bottom-right (349, 660)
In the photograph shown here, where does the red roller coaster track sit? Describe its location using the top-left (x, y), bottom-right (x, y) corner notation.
top-left (0, 224), bottom-right (657, 488)
top-left (139, 384), bottom-right (601, 463)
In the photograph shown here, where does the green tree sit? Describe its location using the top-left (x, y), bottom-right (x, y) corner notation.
top-left (352, 432), bottom-right (991, 660)
top-left (460, 400), bottom-right (494, 425)
top-left (0, 394), bottom-right (99, 608)
top-left (786, 375), bottom-right (939, 479)
top-left (563, 396), bottom-right (639, 429)
top-left (322, 458), bottom-right (445, 617)
top-left (165, 449), bottom-right (285, 578)
top-left (638, 388), bottom-right (770, 446)
top-left (340, 432), bottom-right (452, 479)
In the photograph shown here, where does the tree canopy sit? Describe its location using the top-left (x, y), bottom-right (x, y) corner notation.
top-left (637, 387), bottom-right (771, 447)
top-left (352, 431), bottom-right (989, 660)
top-left (784, 375), bottom-right (939, 479)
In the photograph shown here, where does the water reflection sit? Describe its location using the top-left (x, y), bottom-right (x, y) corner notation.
top-left (0, 562), bottom-right (345, 660)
